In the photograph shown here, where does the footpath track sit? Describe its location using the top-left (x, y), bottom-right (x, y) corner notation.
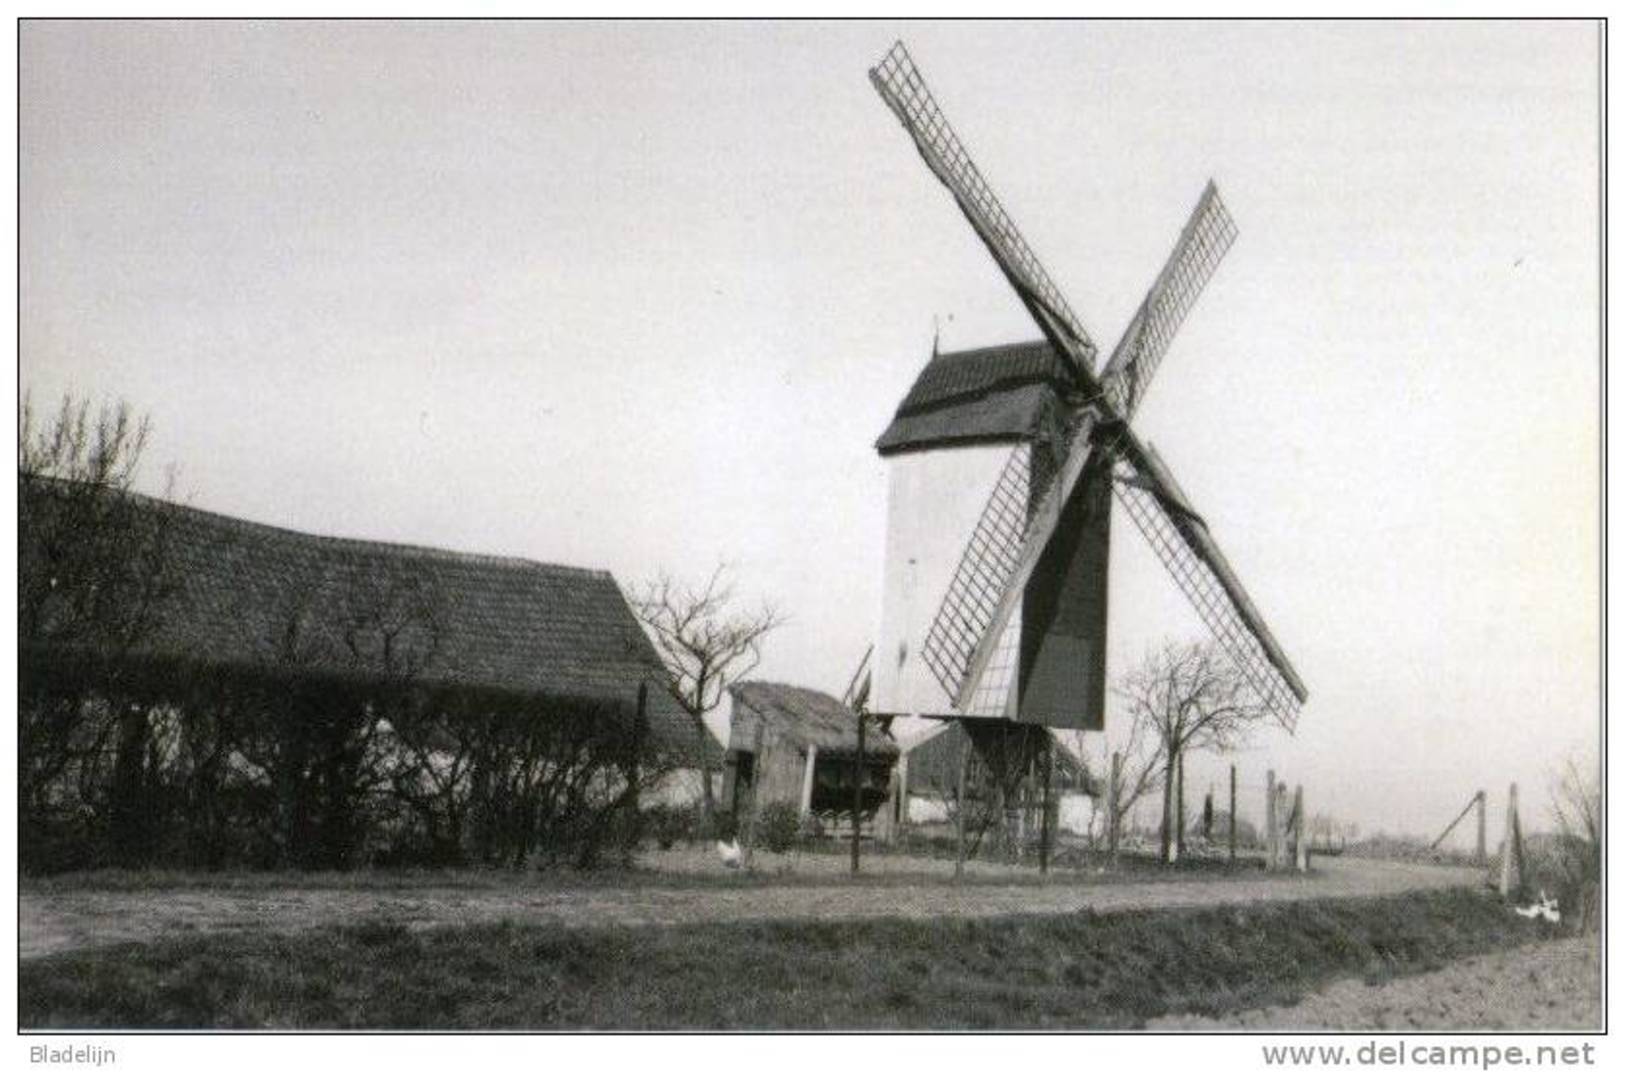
top-left (20, 855), bottom-right (1485, 961)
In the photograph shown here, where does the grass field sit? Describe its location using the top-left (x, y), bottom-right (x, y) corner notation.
top-left (20, 886), bottom-right (1557, 1030)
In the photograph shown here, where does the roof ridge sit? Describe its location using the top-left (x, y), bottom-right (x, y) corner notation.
top-left (28, 475), bottom-right (612, 580)
top-left (931, 338), bottom-right (1052, 362)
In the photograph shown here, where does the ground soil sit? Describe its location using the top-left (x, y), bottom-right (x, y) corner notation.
top-left (20, 850), bottom-right (1483, 961)
top-left (1149, 936), bottom-right (1601, 1031)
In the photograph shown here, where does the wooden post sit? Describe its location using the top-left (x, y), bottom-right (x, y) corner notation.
top-left (741, 715), bottom-right (766, 868)
top-left (1499, 782), bottom-right (1524, 898)
top-left (1039, 735), bottom-right (1054, 875)
top-left (1294, 784), bottom-right (1307, 872)
top-left (629, 683), bottom-right (647, 831)
top-left (1265, 769), bottom-right (1277, 871)
top-left (851, 713), bottom-right (866, 874)
top-left (1175, 751), bottom-right (1186, 860)
top-left (1475, 789), bottom-right (1487, 865)
top-left (896, 753), bottom-right (910, 840)
top-left (1107, 750), bottom-right (1121, 869)
top-left (798, 744), bottom-right (818, 818)
top-left (1228, 763), bottom-right (1237, 864)
top-left (955, 729), bottom-right (969, 879)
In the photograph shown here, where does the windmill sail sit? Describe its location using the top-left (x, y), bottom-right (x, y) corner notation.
top-left (1110, 432), bottom-right (1308, 730)
top-left (1101, 181), bottom-right (1238, 418)
top-left (869, 40), bottom-right (1100, 383)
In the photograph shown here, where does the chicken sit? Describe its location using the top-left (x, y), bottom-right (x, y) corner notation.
top-left (716, 838), bottom-right (742, 869)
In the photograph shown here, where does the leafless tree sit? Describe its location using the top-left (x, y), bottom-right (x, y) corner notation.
top-left (631, 564), bottom-right (783, 821)
top-left (1115, 639), bottom-right (1269, 863)
top-left (1548, 755), bottom-right (1600, 932)
top-left (18, 392), bottom-right (181, 866)
top-left (1074, 709), bottom-right (1164, 851)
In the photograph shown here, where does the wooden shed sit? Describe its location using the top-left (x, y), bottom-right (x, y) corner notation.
top-left (722, 681), bottom-right (900, 823)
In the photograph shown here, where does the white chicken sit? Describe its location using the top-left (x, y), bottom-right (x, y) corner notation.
top-left (1514, 889), bottom-right (1561, 924)
top-left (716, 838), bottom-right (743, 869)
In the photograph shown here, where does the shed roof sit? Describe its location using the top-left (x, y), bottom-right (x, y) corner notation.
top-left (729, 681), bottom-right (900, 759)
top-left (876, 340), bottom-right (1076, 455)
top-left (21, 480), bottom-right (715, 764)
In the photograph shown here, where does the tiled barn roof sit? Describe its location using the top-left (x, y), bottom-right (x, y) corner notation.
top-left (21, 480), bottom-right (714, 764)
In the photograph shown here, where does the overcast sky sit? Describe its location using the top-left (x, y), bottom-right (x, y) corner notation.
top-left (19, 20), bottom-right (1599, 839)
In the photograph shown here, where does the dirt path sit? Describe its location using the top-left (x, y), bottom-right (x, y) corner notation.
top-left (21, 856), bottom-right (1483, 961)
top-left (1150, 936), bottom-right (1601, 1031)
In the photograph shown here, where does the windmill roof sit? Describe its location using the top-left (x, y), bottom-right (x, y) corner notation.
top-left (21, 480), bottom-right (716, 765)
top-left (729, 681), bottom-right (901, 759)
top-left (876, 340), bottom-right (1075, 455)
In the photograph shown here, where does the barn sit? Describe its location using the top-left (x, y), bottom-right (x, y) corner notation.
top-left (18, 478), bottom-right (716, 870)
top-left (720, 681), bottom-right (900, 829)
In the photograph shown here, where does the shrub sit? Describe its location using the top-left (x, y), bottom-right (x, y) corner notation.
top-left (758, 801), bottom-right (801, 854)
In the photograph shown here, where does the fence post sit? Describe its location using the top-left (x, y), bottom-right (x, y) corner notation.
top-left (955, 728), bottom-right (969, 879)
top-left (1039, 735), bottom-right (1054, 874)
top-left (1475, 789), bottom-right (1487, 865)
top-left (851, 712), bottom-right (866, 875)
top-left (1294, 784), bottom-right (1307, 872)
top-left (1108, 750), bottom-right (1121, 869)
top-left (1265, 769), bottom-right (1277, 871)
top-left (1499, 781), bottom-right (1524, 898)
top-left (1228, 763), bottom-right (1237, 864)
top-left (1175, 750), bottom-right (1186, 860)
top-left (629, 683), bottom-right (647, 847)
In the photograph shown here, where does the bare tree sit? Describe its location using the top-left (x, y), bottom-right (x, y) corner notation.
top-left (1548, 756), bottom-right (1600, 932)
top-left (631, 565), bottom-right (783, 822)
top-left (1071, 715), bottom-right (1162, 852)
top-left (1115, 639), bottom-right (1270, 863)
top-left (18, 392), bottom-right (180, 867)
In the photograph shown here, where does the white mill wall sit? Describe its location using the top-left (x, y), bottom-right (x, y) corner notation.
top-left (871, 442), bottom-right (1026, 725)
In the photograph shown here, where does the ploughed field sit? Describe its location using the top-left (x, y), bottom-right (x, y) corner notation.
top-left (20, 851), bottom-right (1483, 961)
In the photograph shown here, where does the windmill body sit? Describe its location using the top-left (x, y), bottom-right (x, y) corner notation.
top-left (866, 41), bottom-right (1308, 741)
top-left (872, 341), bottom-right (1111, 731)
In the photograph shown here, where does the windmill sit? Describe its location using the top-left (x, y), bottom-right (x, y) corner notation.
top-left (866, 41), bottom-right (1307, 785)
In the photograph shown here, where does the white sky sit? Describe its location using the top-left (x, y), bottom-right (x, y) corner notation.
top-left (18, 20), bottom-right (1600, 840)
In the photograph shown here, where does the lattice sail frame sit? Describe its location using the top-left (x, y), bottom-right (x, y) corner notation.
top-left (875, 39), bottom-right (1307, 731)
top-left (870, 41), bottom-right (1098, 377)
top-left (1102, 182), bottom-right (1239, 419)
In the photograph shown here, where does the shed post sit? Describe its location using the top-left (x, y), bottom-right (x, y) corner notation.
top-left (851, 712), bottom-right (866, 874)
top-left (1228, 763), bottom-right (1237, 863)
top-left (1265, 769), bottom-right (1277, 871)
top-left (1107, 750), bottom-right (1121, 869)
top-left (742, 714), bottom-right (767, 869)
top-left (799, 744), bottom-right (818, 819)
top-left (955, 729), bottom-right (969, 879)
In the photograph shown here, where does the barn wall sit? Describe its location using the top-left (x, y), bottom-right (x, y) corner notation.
top-left (755, 724), bottom-right (808, 808)
top-left (872, 443), bottom-right (1027, 719)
